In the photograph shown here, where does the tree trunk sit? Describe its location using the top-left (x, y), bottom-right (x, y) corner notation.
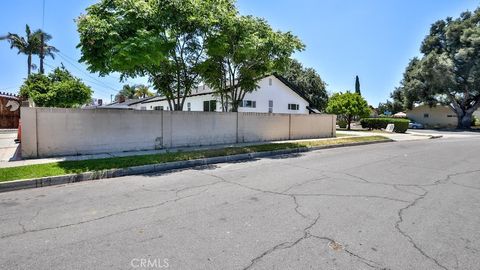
top-left (40, 33), bottom-right (45, 74)
top-left (457, 111), bottom-right (473, 129)
top-left (27, 54), bottom-right (32, 75)
top-left (347, 115), bottom-right (352, 130)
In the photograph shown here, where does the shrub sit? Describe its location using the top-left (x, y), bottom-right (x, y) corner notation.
top-left (360, 118), bottom-right (409, 133)
top-left (337, 120), bottom-right (347, 128)
top-left (472, 116), bottom-right (478, 127)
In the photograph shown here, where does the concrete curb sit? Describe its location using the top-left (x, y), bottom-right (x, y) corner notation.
top-left (0, 139), bottom-right (393, 193)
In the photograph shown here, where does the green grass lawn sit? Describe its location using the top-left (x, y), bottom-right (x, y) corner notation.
top-left (0, 136), bottom-right (388, 183)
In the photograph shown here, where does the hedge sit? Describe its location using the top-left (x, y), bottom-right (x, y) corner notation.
top-left (360, 118), bottom-right (409, 133)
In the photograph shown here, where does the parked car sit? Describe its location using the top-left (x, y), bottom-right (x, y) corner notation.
top-left (408, 121), bottom-right (424, 129)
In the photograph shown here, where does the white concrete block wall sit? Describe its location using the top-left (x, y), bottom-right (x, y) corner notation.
top-left (21, 108), bottom-right (335, 158)
top-left (238, 113), bottom-right (290, 143)
top-left (164, 111), bottom-right (237, 147)
top-left (22, 108), bottom-right (164, 157)
top-left (290, 114), bottom-right (336, 139)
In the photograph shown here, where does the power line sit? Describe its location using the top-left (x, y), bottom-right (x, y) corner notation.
top-left (43, 61), bottom-right (117, 95)
top-left (57, 51), bottom-right (122, 81)
top-left (54, 53), bottom-right (118, 92)
top-left (42, 0), bottom-right (46, 29)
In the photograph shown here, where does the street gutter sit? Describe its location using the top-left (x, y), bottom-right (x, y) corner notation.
top-left (0, 139), bottom-right (393, 193)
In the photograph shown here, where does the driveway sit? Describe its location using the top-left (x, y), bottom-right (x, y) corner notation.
top-left (0, 130), bottom-right (19, 162)
top-left (408, 128), bottom-right (480, 138)
top-left (0, 137), bottom-right (479, 269)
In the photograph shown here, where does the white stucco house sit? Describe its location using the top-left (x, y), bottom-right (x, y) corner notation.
top-left (129, 75), bottom-right (317, 114)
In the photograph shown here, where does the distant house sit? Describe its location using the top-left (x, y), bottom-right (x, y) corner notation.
top-left (406, 105), bottom-right (459, 128)
top-left (85, 96), bottom-right (156, 110)
top-left (130, 75), bottom-right (318, 114)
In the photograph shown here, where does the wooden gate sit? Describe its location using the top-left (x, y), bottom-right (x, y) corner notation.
top-left (0, 93), bottom-right (21, 129)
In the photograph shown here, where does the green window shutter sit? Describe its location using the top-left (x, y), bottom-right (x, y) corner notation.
top-left (210, 100), bottom-right (216, 112)
top-left (203, 101), bottom-right (209, 112)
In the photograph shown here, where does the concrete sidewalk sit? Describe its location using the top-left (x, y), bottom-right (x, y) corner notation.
top-left (336, 130), bottom-right (436, 141)
top-left (0, 129), bottom-right (446, 169)
top-left (0, 135), bottom-right (361, 169)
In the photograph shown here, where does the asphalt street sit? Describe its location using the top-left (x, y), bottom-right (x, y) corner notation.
top-left (1, 137), bottom-right (479, 270)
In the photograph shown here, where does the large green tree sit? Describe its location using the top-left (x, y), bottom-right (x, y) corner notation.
top-left (279, 59), bottom-right (328, 111)
top-left (396, 9), bottom-right (480, 129)
top-left (200, 15), bottom-right (304, 112)
top-left (378, 87), bottom-right (405, 115)
top-left (77, 0), bottom-right (235, 111)
top-left (19, 67), bottom-right (92, 107)
top-left (1, 24), bottom-right (57, 75)
top-left (326, 92), bottom-right (370, 130)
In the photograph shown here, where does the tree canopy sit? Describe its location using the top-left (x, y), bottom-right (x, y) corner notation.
top-left (326, 92), bottom-right (370, 130)
top-left (77, 0), bottom-right (303, 112)
top-left (199, 15), bottom-right (304, 111)
top-left (19, 67), bottom-right (92, 108)
top-left (115, 84), bottom-right (137, 101)
top-left (77, 0), bottom-right (237, 110)
top-left (134, 85), bottom-right (154, 99)
top-left (394, 9), bottom-right (480, 128)
top-left (279, 59), bottom-right (328, 111)
top-left (115, 84), bottom-right (154, 101)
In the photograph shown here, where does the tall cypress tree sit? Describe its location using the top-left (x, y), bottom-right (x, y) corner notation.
top-left (355, 75), bottom-right (361, 95)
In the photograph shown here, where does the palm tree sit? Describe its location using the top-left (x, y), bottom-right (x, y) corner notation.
top-left (38, 31), bottom-right (59, 74)
top-left (1, 25), bottom-right (58, 75)
top-left (134, 84), bottom-right (154, 98)
top-left (1, 25), bottom-right (41, 75)
top-left (115, 84), bottom-right (137, 101)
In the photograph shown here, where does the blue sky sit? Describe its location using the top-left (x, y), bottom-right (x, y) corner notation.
top-left (1, 0), bottom-right (479, 105)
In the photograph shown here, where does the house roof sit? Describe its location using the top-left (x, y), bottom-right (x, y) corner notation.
top-left (106, 96), bottom-right (157, 107)
top-left (134, 75), bottom-right (312, 107)
top-left (142, 91), bottom-right (214, 104)
top-left (272, 74), bottom-right (313, 106)
top-left (0, 92), bottom-right (20, 100)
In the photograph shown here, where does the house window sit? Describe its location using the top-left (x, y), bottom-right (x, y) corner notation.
top-left (268, 100), bottom-right (273, 113)
top-left (154, 106), bottom-right (163, 111)
top-left (424, 113), bottom-right (429, 118)
top-left (203, 100), bottom-right (216, 112)
top-left (288, 104), bottom-right (299, 110)
top-left (269, 78), bottom-right (273, 86)
top-left (239, 100), bottom-right (256, 108)
top-left (187, 102), bottom-right (191, 111)
top-left (447, 114), bottom-right (455, 118)
top-left (140, 106), bottom-right (147, 111)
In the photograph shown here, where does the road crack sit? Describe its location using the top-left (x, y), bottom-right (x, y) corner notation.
top-left (0, 188), bottom-right (208, 240)
top-left (242, 215), bottom-right (321, 270)
top-left (392, 169), bottom-right (480, 270)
